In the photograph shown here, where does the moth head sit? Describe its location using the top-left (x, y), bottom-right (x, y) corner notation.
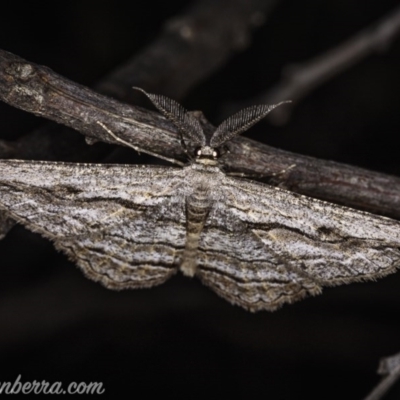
top-left (194, 146), bottom-right (220, 165)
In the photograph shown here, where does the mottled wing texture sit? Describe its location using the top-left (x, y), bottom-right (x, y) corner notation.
top-left (210, 103), bottom-right (288, 147)
top-left (2, 160), bottom-right (400, 312)
top-left (196, 176), bottom-right (400, 312)
top-left (134, 87), bottom-right (206, 146)
top-left (0, 160), bottom-right (186, 289)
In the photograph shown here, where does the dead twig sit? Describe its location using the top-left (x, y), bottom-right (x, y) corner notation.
top-left (0, 0), bottom-right (279, 160)
top-left (363, 352), bottom-right (400, 400)
top-left (235, 5), bottom-right (400, 124)
top-left (1, 50), bottom-right (400, 221)
top-left (97, 0), bottom-right (279, 101)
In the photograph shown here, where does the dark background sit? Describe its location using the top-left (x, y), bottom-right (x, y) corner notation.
top-left (1, 0), bottom-right (400, 398)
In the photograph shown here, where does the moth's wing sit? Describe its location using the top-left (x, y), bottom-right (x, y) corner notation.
top-left (0, 160), bottom-right (186, 289)
top-left (196, 176), bottom-right (400, 312)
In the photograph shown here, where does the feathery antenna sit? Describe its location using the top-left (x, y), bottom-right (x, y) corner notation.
top-left (210, 102), bottom-right (291, 148)
top-left (133, 87), bottom-right (206, 146)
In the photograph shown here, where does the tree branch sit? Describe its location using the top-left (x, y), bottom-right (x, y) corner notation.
top-left (364, 352), bottom-right (400, 400)
top-left (1, 49), bottom-right (400, 221)
top-left (0, 0), bottom-right (279, 161)
top-left (96, 0), bottom-right (279, 101)
top-left (235, 4), bottom-right (400, 123)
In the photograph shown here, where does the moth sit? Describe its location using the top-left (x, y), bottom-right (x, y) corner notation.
top-left (0, 88), bottom-right (399, 312)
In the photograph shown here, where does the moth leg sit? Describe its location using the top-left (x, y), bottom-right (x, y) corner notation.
top-left (96, 121), bottom-right (185, 166)
top-left (227, 171), bottom-right (267, 179)
top-left (226, 164), bottom-right (296, 180)
top-left (180, 137), bottom-right (195, 162)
